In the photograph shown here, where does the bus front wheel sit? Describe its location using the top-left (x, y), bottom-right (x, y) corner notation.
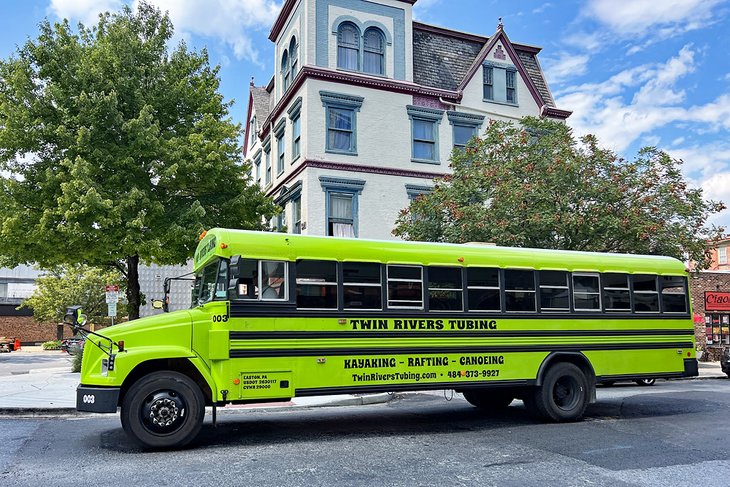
top-left (462, 389), bottom-right (514, 410)
top-left (121, 371), bottom-right (205, 449)
top-left (525, 362), bottom-right (588, 422)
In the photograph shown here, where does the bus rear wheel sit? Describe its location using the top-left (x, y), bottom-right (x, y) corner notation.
top-left (462, 389), bottom-right (514, 410)
top-left (121, 371), bottom-right (205, 449)
top-left (525, 362), bottom-right (588, 422)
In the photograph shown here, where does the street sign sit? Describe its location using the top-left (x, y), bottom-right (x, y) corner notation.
top-left (105, 284), bottom-right (119, 304)
top-left (107, 302), bottom-right (117, 317)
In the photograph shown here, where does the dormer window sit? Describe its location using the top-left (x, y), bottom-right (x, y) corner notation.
top-left (363, 28), bottom-right (385, 75)
top-left (281, 49), bottom-right (290, 91)
top-left (337, 22), bottom-right (360, 71)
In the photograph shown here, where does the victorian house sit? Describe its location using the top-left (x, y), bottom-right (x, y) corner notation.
top-left (243, 0), bottom-right (570, 240)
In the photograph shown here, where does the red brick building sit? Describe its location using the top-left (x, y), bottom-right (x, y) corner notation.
top-left (690, 271), bottom-right (730, 361)
top-left (706, 237), bottom-right (730, 271)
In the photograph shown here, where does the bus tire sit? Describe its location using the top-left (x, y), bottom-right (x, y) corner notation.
top-left (527, 362), bottom-right (588, 422)
top-left (462, 389), bottom-right (514, 410)
top-left (634, 378), bottom-right (655, 386)
top-left (121, 371), bottom-right (205, 449)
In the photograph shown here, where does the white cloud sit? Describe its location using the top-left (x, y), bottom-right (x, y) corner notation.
top-left (542, 52), bottom-right (590, 85)
top-left (583, 0), bottom-right (724, 36)
top-left (136, 0), bottom-right (281, 65)
top-left (556, 45), bottom-right (715, 152)
top-left (532, 3), bottom-right (554, 14)
top-left (48, 0), bottom-right (123, 26)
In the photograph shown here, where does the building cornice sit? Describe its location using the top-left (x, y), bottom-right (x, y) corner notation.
top-left (541, 106), bottom-right (573, 120)
top-left (260, 65), bottom-right (461, 139)
top-left (265, 158), bottom-right (446, 198)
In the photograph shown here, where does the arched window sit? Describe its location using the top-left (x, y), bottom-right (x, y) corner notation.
top-left (289, 37), bottom-right (298, 81)
top-left (281, 49), bottom-right (290, 91)
top-left (363, 28), bottom-right (385, 75)
top-left (337, 22), bottom-right (360, 71)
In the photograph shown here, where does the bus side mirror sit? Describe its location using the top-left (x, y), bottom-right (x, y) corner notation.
top-left (63, 305), bottom-right (85, 330)
top-left (228, 254), bottom-right (242, 299)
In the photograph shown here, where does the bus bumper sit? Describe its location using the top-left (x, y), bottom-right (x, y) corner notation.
top-left (683, 358), bottom-right (699, 378)
top-left (76, 385), bottom-right (120, 413)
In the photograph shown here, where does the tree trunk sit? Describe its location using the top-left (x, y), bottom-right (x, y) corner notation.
top-left (126, 254), bottom-right (141, 320)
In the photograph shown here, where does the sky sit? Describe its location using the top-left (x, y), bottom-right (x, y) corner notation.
top-left (1, 0), bottom-right (729, 230)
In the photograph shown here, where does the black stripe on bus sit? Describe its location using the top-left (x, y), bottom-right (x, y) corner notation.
top-left (295, 379), bottom-right (535, 397)
top-left (228, 307), bottom-right (691, 320)
top-left (229, 329), bottom-right (693, 340)
top-left (228, 342), bottom-right (693, 358)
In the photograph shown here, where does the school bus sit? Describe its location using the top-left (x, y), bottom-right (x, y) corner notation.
top-left (75, 229), bottom-right (698, 448)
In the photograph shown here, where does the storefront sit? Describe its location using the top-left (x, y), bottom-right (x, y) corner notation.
top-left (704, 291), bottom-right (730, 347)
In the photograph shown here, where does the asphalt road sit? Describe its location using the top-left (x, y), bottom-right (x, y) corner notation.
top-left (1, 379), bottom-right (729, 487)
top-left (0, 352), bottom-right (72, 377)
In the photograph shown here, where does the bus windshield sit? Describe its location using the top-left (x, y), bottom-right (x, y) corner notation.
top-left (192, 259), bottom-right (228, 307)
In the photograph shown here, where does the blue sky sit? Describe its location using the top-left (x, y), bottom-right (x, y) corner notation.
top-left (2, 0), bottom-right (730, 229)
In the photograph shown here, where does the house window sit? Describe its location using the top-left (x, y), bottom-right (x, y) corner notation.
top-left (506, 69), bottom-right (516, 104)
top-left (412, 119), bottom-right (437, 161)
top-left (483, 66), bottom-right (494, 100)
top-left (328, 193), bottom-right (355, 237)
top-left (275, 210), bottom-right (286, 232)
top-left (407, 106), bottom-right (443, 164)
top-left (281, 49), bottom-right (290, 92)
top-left (291, 113), bottom-right (301, 160)
top-left (264, 149), bottom-right (271, 186)
top-left (276, 132), bottom-right (285, 175)
top-left (249, 116), bottom-right (257, 145)
top-left (289, 37), bottom-right (298, 81)
top-left (363, 28), bottom-right (385, 75)
top-left (720, 246), bottom-right (728, 265)
top-left (292, 196), bottom-right (301, 234)
top-left (453, 124), bottom-right (476, 150)
top-left (320, 176), bottom-right (365, 238)
top-left (254, 153), bottom-right (261, 185)
top-left (321, 91), bottom-right (363, 155)
top-left (337, 22), bottom-right (360, 71)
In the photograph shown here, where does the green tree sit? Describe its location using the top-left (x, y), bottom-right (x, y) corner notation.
top-left (21, 265), bottom-right (125, 325)
top-left (0, 3), bottom-right (277, 319)
top-left (394, 117), bottom-right (725, 268)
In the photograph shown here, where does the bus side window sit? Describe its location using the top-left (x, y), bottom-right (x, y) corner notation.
top-left (387, 265), bottom-right (423, 309)
top-left (504, 270), bottom-right (536, 312)
top-left (261, 261), bottom-right (287, 300)
top-left (661, 276), bottom-right (688, 313)
top-left (427, 267), bottom-right (463, 311)
top-left (539, 271), bottom-right (569, 312)
top-left (296, 260), bottom-right (338, 308)
top-left (236, 259), bottom-right (259, 299)
top-left (467, 267), bottom-right (500, 311)
top-left (603, 273), bottom-right (631, 312)
top-left (633, 274), bottom-right (659, 312)
top-left (573, 273), bottom-right (601, 311)
top-left (343, 262), bottom-right (382, 310)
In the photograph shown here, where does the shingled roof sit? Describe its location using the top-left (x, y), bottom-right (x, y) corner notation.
top-left (250, 85), bottom-right (272, 122)
top-left (413, 22), bottom-right (555, 108)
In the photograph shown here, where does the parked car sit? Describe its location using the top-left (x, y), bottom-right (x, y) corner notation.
top-left (721, 348), bottom-right (730, 378)
top-left (600, 378), bottom-right (656, 387)
top-left (60, 336), bottom-right (85, 355)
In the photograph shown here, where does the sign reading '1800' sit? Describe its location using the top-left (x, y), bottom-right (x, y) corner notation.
top-left (705, 292), bottom-right (730, 311)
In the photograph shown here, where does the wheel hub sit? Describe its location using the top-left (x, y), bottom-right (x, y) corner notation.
top-left (142, 391), bottom-right (185, 432)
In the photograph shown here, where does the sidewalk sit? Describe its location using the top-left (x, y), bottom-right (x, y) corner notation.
top-left (0, 348), bottom-right (392, 415)
top-left (0, 349), bottom-right (725, 416)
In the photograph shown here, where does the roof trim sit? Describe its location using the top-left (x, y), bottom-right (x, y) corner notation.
top-left (413, 21), bottom-right (542, 54)
top-left (541, 106), bottom-right (573, 120)
top-left (243, 91), bottom-right (254, 157)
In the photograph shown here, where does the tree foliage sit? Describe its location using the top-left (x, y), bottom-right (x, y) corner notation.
top-left (394, 117), bottom-right (725, 268)
top-left (21, 265), bottom-right (125, 325)
top-left (0, 3), bottom-right (278, 318)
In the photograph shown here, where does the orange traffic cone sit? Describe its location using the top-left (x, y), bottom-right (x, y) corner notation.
top-left (13, 338), bottom-right (21, 351)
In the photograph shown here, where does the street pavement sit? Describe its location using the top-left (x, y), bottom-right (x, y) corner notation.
top-left (0, 346), bottom-right (725, 415)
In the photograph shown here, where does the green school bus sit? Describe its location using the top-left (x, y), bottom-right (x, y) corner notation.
top-left (76, 229), bottom-right (698, 448)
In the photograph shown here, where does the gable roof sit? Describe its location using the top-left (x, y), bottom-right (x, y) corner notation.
top-left (412, 21), bottom-right (557, 109)
top-left (250, 85), bottom-right (272, 122)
